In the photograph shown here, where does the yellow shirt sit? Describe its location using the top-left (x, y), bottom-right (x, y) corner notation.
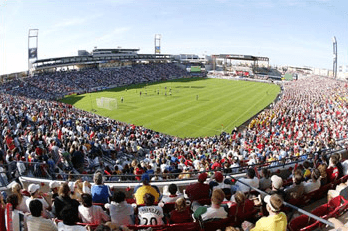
top-left (251, 212), bottom-right (287, 231)
top-left (303, 169), bottom-right (311, 179)
top-left (134, 185), bottom-right (160, 205)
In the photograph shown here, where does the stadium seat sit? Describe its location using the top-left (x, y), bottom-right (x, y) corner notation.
top-left (288, 214), bottom-right (316, 231)
top-left (309, 204), bottom-right (331, 229)
top-left (126, 198), bottom-right (136, 204)
top-left (167, 222), bottom-right (199, 231)
top-left (311, 183), bottom-right (332, 201)
top-left (328, 195), bottom-right (348, 218)
top-left (328, 195), bottom-right (342, 208)
top-left (200, 216), bottom-right (236, 231)
top-left (127, 224), bottom-right (167, 231)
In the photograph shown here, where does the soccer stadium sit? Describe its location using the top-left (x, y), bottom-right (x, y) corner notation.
top-left (0, 45), bottom-right (347, 231)
top-left (2, 2), bottom-right (348, 231)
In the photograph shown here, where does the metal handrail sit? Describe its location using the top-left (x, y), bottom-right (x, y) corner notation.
top-left (229, 175), bottom-right (335, 228)
top-left (14, 145), bottom-right (347, 183)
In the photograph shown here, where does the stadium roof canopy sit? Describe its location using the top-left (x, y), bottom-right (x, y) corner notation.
top-left (288, 66), bottom-right (312, 71)
top-left (212, 54), bottom-right (269, 62)
top-left (93, 48), bottom-right (140, 53)
top-left (32, 53), bottom-right (173, 70)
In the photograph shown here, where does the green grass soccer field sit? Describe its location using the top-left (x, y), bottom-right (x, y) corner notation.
top-left (61, 78), bottom-right (280, 138)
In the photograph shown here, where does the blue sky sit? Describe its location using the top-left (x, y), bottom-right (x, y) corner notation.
top-left (0, 0), bottom-right (347, 75)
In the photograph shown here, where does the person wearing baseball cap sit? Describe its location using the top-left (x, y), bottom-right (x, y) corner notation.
top-left (268, 175), bottom-right (286, 199)
top-left (249, 194), bottom-right (287, 231)
top-left (25, 184), bottom-right (52, 219)
top-left (185, 172), bottom-right (211, 202)
top-left (209, 171), bottom-right (232, 196)
top-left (49, 181), bottom-right (60, 200)
top-left (133, 173), bottom-right (161, 205)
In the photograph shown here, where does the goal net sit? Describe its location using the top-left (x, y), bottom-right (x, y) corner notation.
top-left (96, 97), bottom-right (117, 110)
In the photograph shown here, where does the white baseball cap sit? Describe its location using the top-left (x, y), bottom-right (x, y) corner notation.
top-left (271, 175), bottom-right (283, 189)
top-left (28, 184), bottom-right (40, 194)
top-left (49, 181), bottom-right (60, 189)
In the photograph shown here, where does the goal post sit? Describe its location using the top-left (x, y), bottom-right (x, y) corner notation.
top-left (96, 97), bottom-right (117, 110)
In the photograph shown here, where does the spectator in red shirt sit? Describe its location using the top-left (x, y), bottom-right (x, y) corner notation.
top-left (327, 155), bottom-right (341, 182)
top-left (229, 191), bottom-right (254, 223)
top-left (185, 172), bottom-right (210, 202)
top-left (211, 158), bottom-right (222, 170)
top-left (134, 164), bottom-right (145, 181)
top-left (5, 134), bottom-right (16, 151)
top-left (169, 197), bottom-right (192, 224)
top-left (184, 158), bottom-right (193, 167)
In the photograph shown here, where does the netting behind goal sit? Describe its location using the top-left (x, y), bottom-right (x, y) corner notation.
top-left (96, 97), bottom-right (117, 110)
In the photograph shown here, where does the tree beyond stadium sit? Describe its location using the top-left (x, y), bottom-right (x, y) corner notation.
top-left (61, 78), bottom-right (280, 138)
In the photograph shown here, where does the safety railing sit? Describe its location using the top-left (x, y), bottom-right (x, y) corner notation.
top-left (229, 175), bottom-right (335, 228)
top-left (13, 143), bottom-right (347, 184)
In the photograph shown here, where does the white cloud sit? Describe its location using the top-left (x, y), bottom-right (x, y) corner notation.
top-left (95, 27), bottom-right (131, 43)
top-left (42, 14), bottom-right (103, 37)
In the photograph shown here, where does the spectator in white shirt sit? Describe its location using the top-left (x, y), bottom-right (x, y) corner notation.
top-left (105, 191), bottom-right (134, 225)
top-left (303, 168), bottom-right (321, 194)
top-left (25, 184), bottom-right (52, 218)
top-left (232, 168), bottom-right (259, 193)
top-left (78, 193), bottom-right (110, 225)
top-left (160, 183), bottom-right (183, 204)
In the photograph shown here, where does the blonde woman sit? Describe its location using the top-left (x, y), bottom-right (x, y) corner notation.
top-left (71, 180), bottom-right (84, 201)
top-left (11, 183), bottom-right (29, 213)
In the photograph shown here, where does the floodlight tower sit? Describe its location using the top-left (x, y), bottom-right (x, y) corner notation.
top-left (332, 36), bottom-right (337, 78)
top-left (154, 34), bottom-right (161, 54)
top-left (28, 29), bottom-right (39, 73)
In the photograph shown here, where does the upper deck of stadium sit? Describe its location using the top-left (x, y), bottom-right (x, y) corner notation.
top-left (32, 48), bottom-right (174, 71)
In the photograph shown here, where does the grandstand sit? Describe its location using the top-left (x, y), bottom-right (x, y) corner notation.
top-left (0, 46), bottom-right (348, 230)
top-left (32, 48), bottom-right (174, 73)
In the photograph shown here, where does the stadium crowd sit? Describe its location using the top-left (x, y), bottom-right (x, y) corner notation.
top-left (0, 65), bottom-right (347, 181)
top-left (0, 62), bottom-right (347, 230)
top-left (2, 63), bottom-right (188, 100)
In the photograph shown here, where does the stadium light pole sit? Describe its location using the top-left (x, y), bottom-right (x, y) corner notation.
top-left (28, 29), bottom-right (39, 75)
top-left (154, 34), bottom-right (161, 54)
top-left (332, 36), bottom-right (337, 78)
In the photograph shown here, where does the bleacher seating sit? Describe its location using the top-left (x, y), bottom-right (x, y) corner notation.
top-left (288, 195), bottom-right (348, 231)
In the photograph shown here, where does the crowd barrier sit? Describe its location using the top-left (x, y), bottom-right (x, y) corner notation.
top-left (6, 144), bottom-right (345, 193)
